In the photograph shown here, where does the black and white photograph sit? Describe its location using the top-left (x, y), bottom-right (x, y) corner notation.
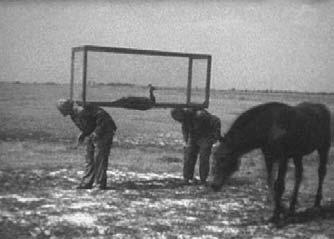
top-left (1, 0), bottom-right (334, 238)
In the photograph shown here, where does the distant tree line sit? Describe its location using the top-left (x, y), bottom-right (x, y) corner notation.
top-left (90, 82), bottom-right (135, 87)
top-left (211, 88), bottom-right (334, 96)
top-left (0, 81), bottom-right (59, 85)
top-left (1, 80), bottom-right (333, 95)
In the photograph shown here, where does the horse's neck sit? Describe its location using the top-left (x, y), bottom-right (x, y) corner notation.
top-left (226, 130), bottom-right (261, 157)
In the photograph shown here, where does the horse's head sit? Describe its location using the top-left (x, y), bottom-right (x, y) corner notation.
top-left (211, 138), bottom-right (240, 191)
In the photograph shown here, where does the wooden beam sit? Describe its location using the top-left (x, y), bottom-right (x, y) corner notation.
top-left (82, 48), bottom-right (88, 105)
top-left (69, 48), bottom-right (75, 100)
top-left (73, 45), bottom-right (211, 59)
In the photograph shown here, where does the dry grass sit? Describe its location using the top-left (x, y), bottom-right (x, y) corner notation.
top-left (1, 82), bottom-right (334, 144)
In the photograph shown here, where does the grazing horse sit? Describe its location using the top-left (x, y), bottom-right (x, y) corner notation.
top-left (211, 102), bottom-right (331, 223)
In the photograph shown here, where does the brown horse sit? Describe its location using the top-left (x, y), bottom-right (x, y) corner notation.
top-left (211, 102), bottom-right (331, 223)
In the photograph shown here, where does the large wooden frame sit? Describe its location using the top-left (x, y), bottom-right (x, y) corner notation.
top-left (70, 45), bottom-right (212, 109)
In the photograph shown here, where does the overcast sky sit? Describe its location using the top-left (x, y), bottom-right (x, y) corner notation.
top-left (1, 0), bottom-right (334, 92)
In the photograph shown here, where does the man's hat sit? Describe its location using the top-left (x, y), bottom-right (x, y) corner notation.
top-left (56, 99), bottom-right (73, 116)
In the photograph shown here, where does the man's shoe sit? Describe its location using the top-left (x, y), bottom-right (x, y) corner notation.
top-left (184, 179), bottom-right (191, 185)
top-left (76, 184), bottom-right (93, 189)
top-left (98, 185), bottom-right (107, 190)
top-left (184, 178), bottom-right (199, 185)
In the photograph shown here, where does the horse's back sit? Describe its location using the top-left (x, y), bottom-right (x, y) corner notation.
top-left (292, 102), bottom-right (331, 151)
top-left (294, 102), bottom-right (331, 132)
top-left (296, 102), bottom-right (330, 118)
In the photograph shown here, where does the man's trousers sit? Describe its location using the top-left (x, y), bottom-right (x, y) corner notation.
top-left (80, 133), bottom-right (114, 188)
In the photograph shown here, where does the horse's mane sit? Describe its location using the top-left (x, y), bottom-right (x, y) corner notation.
top-left (227, 102), bottom-right (288, 134)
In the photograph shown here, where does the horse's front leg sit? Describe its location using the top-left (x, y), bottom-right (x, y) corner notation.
top-left (263, 153), bottom-right (275, 204)
top-left (289, 156), bottom-right (303, 215)
top-left (271, 158), bottom-right (288, 223)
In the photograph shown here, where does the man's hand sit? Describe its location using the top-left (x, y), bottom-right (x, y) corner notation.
top-left (212, 141), bottom-right (220, 148)
top-left (77, 133), bottom-right (86, 146)
top-left (91, 132), bottom-right (98, 142)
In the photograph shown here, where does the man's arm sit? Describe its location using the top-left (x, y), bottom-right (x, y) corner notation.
top-left (181, 123), bottom-right (190, 143)
top-left (92, 110), bottom-right (117, 139)
top-left (70, 106), bottom-right (97, 146)
top-left (77, 133), bottom-right (86, 146)
top-left (211, 115), bottom-right (222, 141)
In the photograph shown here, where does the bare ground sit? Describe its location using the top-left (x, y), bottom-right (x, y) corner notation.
top-left (1, 141), bottom-right (334, 239)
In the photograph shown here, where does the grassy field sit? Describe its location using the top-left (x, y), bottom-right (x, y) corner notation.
top-left (1, 82), bottom-right (334, 143)
top-left (1, 82), bottom-right (334, 238)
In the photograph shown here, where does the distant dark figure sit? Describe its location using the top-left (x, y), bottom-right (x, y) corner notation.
top-left (57, 99), bottom-right (117, 190)
top-left (211, 102), bottom-right (331, 223)
top-left (171, 108), bottom-right (222, 184)
top-left (148, 84), bottom-right (156, 103)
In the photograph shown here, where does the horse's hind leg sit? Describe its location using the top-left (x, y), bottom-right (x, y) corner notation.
top-left (289, 156), bottom-right (303, 214)
top-left (263, 153), bottom-right (275, 204)
top-left (314, 147), bottom-right (329, 208)
top-left (271, 158), bottom-right (288, 222)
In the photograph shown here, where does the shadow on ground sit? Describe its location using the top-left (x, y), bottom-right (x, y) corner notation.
top-left (107, 176), bottom-right (253, 191)
top-left (286, 201), bottom-right (334, 224)
top-left (107, 178), bottom-right (186, 190)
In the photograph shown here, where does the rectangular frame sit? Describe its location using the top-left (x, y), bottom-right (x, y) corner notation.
top-left (70, 45), bottom-right (212, 109)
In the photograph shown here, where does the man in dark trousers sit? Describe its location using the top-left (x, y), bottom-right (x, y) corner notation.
top-left (57, 99), bottom-right (117, 189)
top-left (171, 108), bottom-right (221, 184)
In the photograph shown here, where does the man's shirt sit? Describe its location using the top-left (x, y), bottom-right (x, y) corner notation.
top-left (70, 104), bottom-right (117, 138)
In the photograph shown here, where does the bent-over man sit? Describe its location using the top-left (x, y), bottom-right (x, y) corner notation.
top-left (171, 108), bottom-right (221, 184)
top-left (57, 99), bottom-right (117, 189)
